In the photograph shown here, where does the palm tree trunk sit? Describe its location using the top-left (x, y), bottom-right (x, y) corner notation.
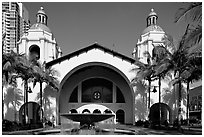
top-left (159, 76), bottom-right (161, 127)
top-left (148, 80), bottom-right (151, 109)
top-left (40, 81), bottom-right (43, 121)
top-left (148, 79), bottom-right (151, 114)
top-left (24, 79), bottom-right (28, 124)
top-left (2, 86), bottom-right (4, 120)
top-left (186, 80), bottom-right (190, 126)
top-left (178, 80), bottom-right (182, 129)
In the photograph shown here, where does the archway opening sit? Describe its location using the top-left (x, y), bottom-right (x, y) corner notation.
top-left (82, 109), bottom-right (91, 114)
top-left (149, 103), bottom-right (171, 126)
top-left (116, 109), bottom-right (125, 124)
top-left (104, 109), bottom-right (112, 114)
top-left (29, 44), bottom-right (40, 62)
top-left (19, 102), bottom-right (41, 127)
top-left (93, 109), bottom-right (101, 114)
top-left (70, 109), bottom-right (78, 114)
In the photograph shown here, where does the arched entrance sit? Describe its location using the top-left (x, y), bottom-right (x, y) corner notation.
top-left (149, 103), bottom-right (172, 126)
top-left (116, 109), bottom-right (125, 124)
top-left (59, 62), bottom-right (134, 125)
top-left (19, 102), bottom-right (42, 128)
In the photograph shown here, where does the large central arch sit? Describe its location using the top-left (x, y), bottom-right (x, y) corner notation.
top-left (58, 62), bottom-right (135, 125)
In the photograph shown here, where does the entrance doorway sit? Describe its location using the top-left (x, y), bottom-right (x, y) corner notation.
top-left (116, 109), bottom-right (125, 124)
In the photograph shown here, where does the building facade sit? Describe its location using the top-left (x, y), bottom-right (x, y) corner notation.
top-left (4, 7), bottom-right (199, 127)
top-left (18, 6), bottom-right (62, 64)
top-left (2, 2), bottom-right (30, 53)
top-left (133, 9), bottom-right (188, 124)
top-left (189, 81), bottom-right (202, 121)
top-left (46, 43), bottom-right (136, 125)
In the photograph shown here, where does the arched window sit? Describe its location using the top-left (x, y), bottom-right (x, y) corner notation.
top-left (82, 78), bottom-right (113, 103)
top-left (29, 45), bottom-right (40, 62)
top-left (69, 86), bottom-right (78, 103)
top-left (93, 109), bottom-right (101, 114)
top-left (153, 17), bottom-right (155, 24)
top-left (82, 109), bottom-right (90, 114)
top-left (42, 16), bottom-right (44, 23)
top-left (116, 87), bottom-right (125, 103)
top-left (39, 15), bottom-right (41, 22)
top-left (70, 109), bottom-right (78, 114)
top-left (104, 109), bottom-right (112, 114)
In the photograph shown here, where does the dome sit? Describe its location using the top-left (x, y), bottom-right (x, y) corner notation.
top-left (37, 6), bottom-right (46, 15)
top-left (148, 8), bottom-right (157, 16)
top-left (142, 25), bottom-right (164, 35)
top-left (30, 23), bottom-right (51, 33)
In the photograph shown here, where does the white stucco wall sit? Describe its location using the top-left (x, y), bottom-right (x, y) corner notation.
top-left (51, 48), bottom-right (136, 83)
top-left (18, 29), bottom-right (57, 64)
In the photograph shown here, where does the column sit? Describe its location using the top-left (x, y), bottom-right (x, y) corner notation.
top-left (40, 39), bottom-right (44, 62)
top-left (78, 82), bottom-right (82, 103)
top-left (113, 84), bottom-right (116, 103)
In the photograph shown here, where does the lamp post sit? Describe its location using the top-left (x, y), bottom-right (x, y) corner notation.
top-left (158, 76), bottom-right (161, 128)
top-left (152, 80), bottom-right (161, 128)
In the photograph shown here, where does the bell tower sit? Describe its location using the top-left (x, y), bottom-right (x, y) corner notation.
top-left (146, 8), bottom-right (158, 27)
top-left (36, 6), bottom-right (48, 25)
top-left (18, 7), bottom-right (62, 65)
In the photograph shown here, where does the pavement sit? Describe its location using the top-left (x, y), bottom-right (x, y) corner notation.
top-left (2, 124), bottom-right (202, 135)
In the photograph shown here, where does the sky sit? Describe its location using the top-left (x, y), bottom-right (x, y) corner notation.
top-left (23, 2), bottom-right (189, 58)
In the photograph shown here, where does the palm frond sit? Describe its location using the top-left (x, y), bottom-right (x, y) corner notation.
top-left (175, 2), bottom-right (202, 23)
top-left (184, 25), bottom-right (202, 49)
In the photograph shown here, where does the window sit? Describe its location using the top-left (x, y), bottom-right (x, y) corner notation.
top-left (116, 87), bottom-right (125, 103)
top-left (82, 78), bottom-right (113, 103)
top-left (69, 86), bottom-right (78, 103)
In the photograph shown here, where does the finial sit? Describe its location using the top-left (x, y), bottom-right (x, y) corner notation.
top-left (151, 8), bottom-right (154, 12)
top-left (40, 6), bottom-right (44, 10)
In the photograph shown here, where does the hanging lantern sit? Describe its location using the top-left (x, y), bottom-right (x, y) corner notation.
top-left (152, 86), bottom-right (157, 93)
top-left (28, 87), bottom-right (32, 93)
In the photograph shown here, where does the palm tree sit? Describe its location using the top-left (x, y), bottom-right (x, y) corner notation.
top-left (4, 86), bottom-right (23, 122)
top-left (36, 85), bottom-right (58, 121)
top-left (6, 53), bottom-right (38, 124)
top-left (2, 51), bottom-right (26, 120)
top-left (162, 73), bottom-right (186, 122)
top-left (155, 27), bottom-right (201, 128)
top-left (33, 64), bottom-right (60, 121)
top-left (150, 44), bottom-right (171, 127)
top-left (131, 80), bottom-right (148, 120)
top-left (175, 2), bottom-right (202, 49)
top-left (175, 3), bottom-right (202, 125)
top-left (177, 55), bottom-right (202, 125)
top-left (131, 60), bottom-right (155, 110)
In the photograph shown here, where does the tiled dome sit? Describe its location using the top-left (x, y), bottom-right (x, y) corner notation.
top-left (30, 23), bottom-right (51, 33)
top-left (142, 25), bottom-right (164, 35)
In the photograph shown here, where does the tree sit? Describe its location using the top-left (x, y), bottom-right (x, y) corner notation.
top-left (175, 2), bottom-right (202, 50)
top-left (162, 73), bottom-right (186, 122)
top-left (155, 27), bottom-right (201, 128)
top-left (131, 80), bottom-right (149, 120)
top-left (131, 50), bottom-right (157, 115)
top-left (174, 3), bottom-right (202, 126)
top-left (33, 64), bottom-right (60, 121)
top-left (4, 86), bottom-right (23, 122)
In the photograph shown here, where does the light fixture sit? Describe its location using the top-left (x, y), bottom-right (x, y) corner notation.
top-left (28, 87), bottom-right (32, 93)
top-left (152, 86), bottom-right (157, 93)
